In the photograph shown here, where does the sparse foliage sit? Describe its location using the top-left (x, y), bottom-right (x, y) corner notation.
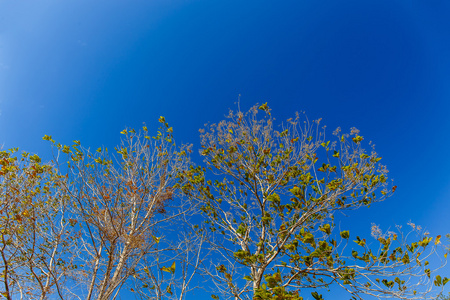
top-left (0, 105), bottom-right (447, 300)
top-left (181, 104), bottom-right (446, 300)
top-left (0, 149), bottom-right (75, 300)
top-left (46, 121), bottom-right (196, 300)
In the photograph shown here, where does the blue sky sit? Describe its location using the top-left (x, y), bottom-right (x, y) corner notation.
top-left (1, 0), bottom-right (450, 298)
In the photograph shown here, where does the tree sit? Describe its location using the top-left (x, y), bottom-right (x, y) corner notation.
top-left (1, 106), bottom-right (446, 300)
top-left (437, 292), bottom-right (450, 300)
top-left (0, 148), bottom-right (76, 300)
top-left (183, 104), bottom-right (446, 299)
top-left (44, 119), bottom-right (200, 300)
top-left (435, 235), bottom-right (450, 300)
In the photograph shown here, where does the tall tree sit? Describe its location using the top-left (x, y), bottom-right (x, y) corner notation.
top-left (46, 119), bottom-right (197, 300)
top-left (0, 148), bottom-right (76, 300)
top-left (185, 104), bottom-right (446, 300)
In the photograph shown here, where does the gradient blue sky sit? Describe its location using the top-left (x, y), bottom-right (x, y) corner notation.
top-left (1, 0), bottom-right (450, 298)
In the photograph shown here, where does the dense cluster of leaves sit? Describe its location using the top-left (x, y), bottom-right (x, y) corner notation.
top-left (0, 104), bottom-right (447, 300)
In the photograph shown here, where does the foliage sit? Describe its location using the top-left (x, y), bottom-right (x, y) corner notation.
top-left (435, 234), bottom-right (450, 300)
top-left (181, 104), bottom-right (446, 300)
top-left (0, 105), bottom-right (447, 300)
top-left (0, 148), bottom-right (75, 299)
top-left (44, 121), bottom-right (199, 300)
top-left (438, 293), bottom-right (450, 300)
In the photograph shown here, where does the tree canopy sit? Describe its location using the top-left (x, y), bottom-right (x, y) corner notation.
top-left (0, 104), bottom-right (447, 300)
top-left (182, 104), bottom-right (447, 300)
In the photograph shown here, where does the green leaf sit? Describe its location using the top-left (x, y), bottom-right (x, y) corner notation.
top-left (401, 253), bottom-right (409, 264)
top-left (319, 224), bottom-right (331, 235)
top-left (302, 232), bottom-right (315, 247)
top-left (435, 235), bottom-right (441, 245)
top-left (320, 141), bottom-right (330, 148)
top-left (418, 237), bottom-right (433, 248)
top-left (435, 275), bottom-right (442, 286)
top-left (340, 230), bottom-right (350, 239)
top-left (360, 153), bottom-right (370, 159)
top-left (166, 284), bottom-right (173, 295)
top-left (354, 236), bottom-right (366, 247)
top-left (258, 102), bottom-right (268, 111)
top-left (352, 135), bottom-right (364, 143)
top-left (29, 154), bottom-right (41, 163)
top-left (62, 145), bottom-right (70, 154)
top-left (144, 267), bottom-right (150, 275)
top-left (268, 193), bottom-right (281, 203)
top-left (161, 261), bottom-right (176, 274)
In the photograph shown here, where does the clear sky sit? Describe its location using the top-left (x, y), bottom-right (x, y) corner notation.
top-left (1, 0), bottom-right (450, 299)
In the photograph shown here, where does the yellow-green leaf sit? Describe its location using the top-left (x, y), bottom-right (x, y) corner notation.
top-left (435, 235), bottom-right (441, 245)
top-left (340, 231), bottom-right (350, 239)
